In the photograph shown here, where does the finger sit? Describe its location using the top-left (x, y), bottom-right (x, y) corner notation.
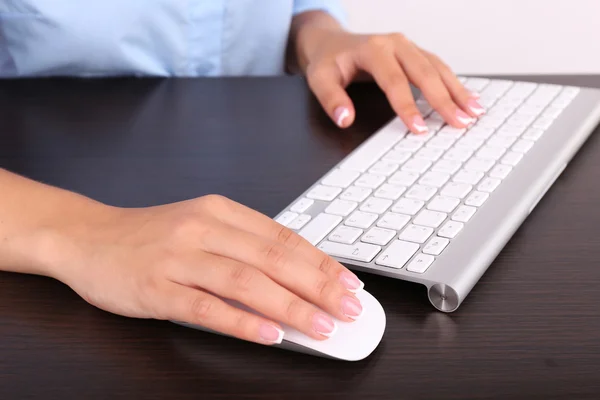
top-left (392, 36), bottom-right (475, 128)
top-left (198, 195), bottom-right (364, 293)
top-left (195, 219), bottom-right (362, 323)
top-left (170, 253), bottom-right (353, 340)
top-left (306, 63), bottom-right (355, 128)
top-left (160, 282), bottom-right (285, 346)
top-left (355, 40), bottom-right (428, 135)
top-left (421, 49), bottom-right (485, 118)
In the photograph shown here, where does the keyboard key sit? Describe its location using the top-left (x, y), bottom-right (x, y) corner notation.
top-left (465, 191), bottom-right (489, 207)
top-left (501, 151), bottom-right (524, 166)
top-left (377, 212), bottom-right (411, 230)
top-left (406, 254), bottom-right (435, 274)
top-left (441, 182), bottom-right (472, 199)
top-left (290, 198), bottom-right (314, 213)
top-left (423, 237), bottom-right (450, 256)
top-left (345, 211), bottom-right (379, 229)
top-left (438, 221), bottom-right (464, 239)
top-left (465, 78), bottom-right (490, 91)
top-left (389, 170), bottom-right (420, 186)
top-left (453, 170), bottom-right (483, 185)
top-left (489, 164), bottom-right (512, 179)
top-left (395, 139), bottom-right (424, 151)
top-left (551, 94), bottom-right (574, 109)
top-left (383, 149), bottom-right (412, 164)
top-left (288, 214), bottom-right (312, 230)
top-left (322, 169), bottom-right (360, 188)
top-left (432, 159), bottom-right (462, 174)
top-left (318, 241), bottom-right (381, 263)
top-left (413, 210), bottom-right (447, 228)
top-left (506, 113), bottom-right (536, 128)
top-left (340, 186), bottom-right (372, 202)
top-left (307, 185), bottom-right (342, 201)
top-left (476, 146), bottom-right (506, 161)
top-left (496, 125), bottom-right (526, 137)
top-left (428, 136), bottom-right (455, 150)
top-left (361, 227), bottom-right (397, 246)
top-left (513, 139), bottom-right (534, 154)
top-left (452, 205), bottom-right (477, 222)
top-left (516, 104), bottom-right (545, 116)
top-left (401, 158), bottom-right (432, 173)
top-left (541, 107), bottom-right (563, 119)
top-left (438, 126), bottom-right (467, 138)
top-left (532, 116), bottom-right (555, 130)
top-left (464, 158), bottom-right (495, 173)
top-left (298, 213), bottom-right (343, 245)
top-left (399, 224), bottom-right (434, 244)
top-left (478, 177), bottom-right (501, 193)
top-left (328, 226), bottom-right (363, 244)
top-left (427, 196), bottom-right (460, 213)
top-left (414, 147), bottom-right (444, 161)
top-left (522, 127), bottom-right (545, 141)
top-left (339, 126), bottom-right (404, 172)
top-left (360, 197), bottom-right (393, 214)
top-left (405, 184), bottom-right (437, 201)
top-left (376, 240), bottom-right (420, 269)
top-left (477, 115), bottom-right (505, 129)
top-left (406, 130), bottom-right (436, 142)
top-left (455, 136), bottom-right (484, 150)
top-left (355, 173), bottom-right (386, 189)
top-left (369, 161), bottom-right (399, 176)
top-left (374, 183), bottom-right (406, 200)
top-left (419, 171), bottom-right (450, 188)
top-left (487, 135), bottom-right (517, 149)
top-left (325, 199), bottom-right (358, 217)
top-left (276, 211), bottom-right (299, 227)
top-left (466, 126), bottom-right (495, 139)
top-left (444, 147), bottom-right (473, 162)
top-left (392, 198), bottom-right (425, 215)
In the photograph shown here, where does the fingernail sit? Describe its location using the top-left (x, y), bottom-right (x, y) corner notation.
top-left (334, 106), bottom-right (350, 128)
top-left (313, 312), bottom-right (337, 337)
top-left (259, 323), bottom-right (284, 344)
top-left (466, 98), bottom-right (486, 116)
top-left (470, 91), bottom-right (481, 99)
top-left (339, 271), bottom-right (364, 292)
top-left (341, 295), bottom-right (363, 320)
top-left (455, 109), bottom-right (476, 126)
top-left (411, 115), bottom-right (428, 134)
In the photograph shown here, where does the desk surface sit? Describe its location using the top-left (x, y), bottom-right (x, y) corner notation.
top-left (1, 75), bottom-right (600, 399)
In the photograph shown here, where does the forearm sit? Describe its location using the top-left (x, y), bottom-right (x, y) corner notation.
top-left (287, 10), bottom-right (345, 74)
top-left (0, 168), bottom-right (109, 280)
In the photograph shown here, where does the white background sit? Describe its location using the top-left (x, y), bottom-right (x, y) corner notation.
top-left (341, 0), bottom-right (600, 75)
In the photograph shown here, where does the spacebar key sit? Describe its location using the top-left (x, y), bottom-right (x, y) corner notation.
top-left (298, 213), bottom-right (343, 246)
top-left (318, 241), bottom-right (382, 263)
top-left (339, 127), bottom-right (404, 172)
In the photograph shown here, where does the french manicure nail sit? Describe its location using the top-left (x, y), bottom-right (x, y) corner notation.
top-left (469, 91), bottom-right (481, 99)
top-left (259, 323), bottom-right (284, 344)
top-left (341, 295), bottom-right (363, 320)
top-left (466, 98), bottom-right (486, 116)
top-left (334, 106), bottom-right (350, 128)
top-left (339, 271), bottom-right (364, 292)
top-left (411, 115), bottom-right (428, 134)
top-left (455, 109), bottom-right (475, 126)
top-left (313, 312), bottom-right (337, 337)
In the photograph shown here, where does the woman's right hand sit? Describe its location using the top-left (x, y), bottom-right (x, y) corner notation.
top-left (52, 194), bottom-right (364, 345)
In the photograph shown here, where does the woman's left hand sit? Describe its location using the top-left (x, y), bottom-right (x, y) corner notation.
top-left (291, 12), bottom-right (485, 134)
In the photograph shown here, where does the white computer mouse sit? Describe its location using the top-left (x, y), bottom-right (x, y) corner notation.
top-left (172, 289), bottom-right (386, 362)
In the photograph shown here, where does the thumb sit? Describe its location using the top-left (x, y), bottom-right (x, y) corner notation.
top-left (306, 64), bottom-right (355, 129)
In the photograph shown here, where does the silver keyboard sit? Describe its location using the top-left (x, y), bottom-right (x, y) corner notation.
top-left (275, 77), bottom-right (600, 312)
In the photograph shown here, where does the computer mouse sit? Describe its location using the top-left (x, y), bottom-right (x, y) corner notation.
top-left (172, 289), bottom-right (386, 362)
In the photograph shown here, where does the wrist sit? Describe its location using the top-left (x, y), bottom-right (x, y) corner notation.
top-left (288, 11), bottom-right (345, 74)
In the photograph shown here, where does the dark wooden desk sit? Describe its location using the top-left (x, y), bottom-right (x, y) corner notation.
top-left (1, 75), bottom-right (600, 400)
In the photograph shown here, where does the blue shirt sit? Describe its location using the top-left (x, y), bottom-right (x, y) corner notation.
top-left (0, 0), bottom-right (346, 77)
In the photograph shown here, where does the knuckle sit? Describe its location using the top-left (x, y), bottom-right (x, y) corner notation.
top-left (284, 297), bottom-right (304, 322)
top-left (263, 243), bottom-right (289, 272)
top-left (197, 194), bottom-right (230, 212)
top-left (366, 35), bottom-right (391, 50)
top-left (275, 226), bottom-right (302, 250)
top-left (230, 265), bottom-right (259, 292)
top-left (389, 32), bottom-right (407, 43)
top-left (382, 73), bottom-right (407, 93)
top-left (317, 254), bottom-right (336, 276)
top-left (314, 277), bottom-right (334, 301)
top-left (190, 296), bottom-right (213, 322)
top-left (416, 63), bottom-right (438, 81)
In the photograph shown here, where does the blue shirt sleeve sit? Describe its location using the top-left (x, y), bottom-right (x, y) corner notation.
top-left (292, 0), bottom-right (348, 26)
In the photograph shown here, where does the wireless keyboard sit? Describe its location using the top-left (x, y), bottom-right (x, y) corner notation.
top-left (274, 77), bottom-right (600, 312)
